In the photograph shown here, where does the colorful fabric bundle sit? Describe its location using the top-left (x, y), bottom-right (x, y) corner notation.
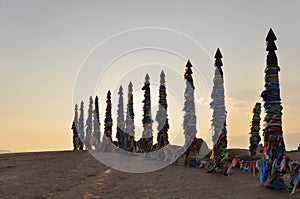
top-left (226, 157), bottom-right (238, 175)
top-left (186, 141), bottom-right (200, 167)
top-left (258, 159), bottom-right (269, 185)
top-left (141, 74), bottom-right (153, 153)
top-left (289, 162), bottom-right (300, 187)
top-left (184, 138), bottom-right (200, 166)
top-left (249, 103), bottom-right (262, 156)
top-left (290, 164), bottom-right (300, 194)
top-left (156, 70), bottom-right (170, 149)
top-left (125, 82), bottom-right (135, 152)
top-left (207, 152), bottom-right (231, 174)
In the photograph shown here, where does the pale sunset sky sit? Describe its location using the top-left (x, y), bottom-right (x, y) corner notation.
top-left (1, 0), bottom-right (300, 152)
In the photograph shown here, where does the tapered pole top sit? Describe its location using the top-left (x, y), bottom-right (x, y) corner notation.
top-left (266, 28), bottom-right (277, 51)
top-left (266, 28), bottom-right (278, 65)
top-left (214, 48), bottom-right (223, 59)
top-left (185, 59), bottom-right (193, 77)
top-left (186, 59), bottom-right (192, 68)
top-left (160, 70), bottom-right (166, 84)
top-left (160, 70), bottom-right (165, 78)
top-left (214, 48), bottom-right (223, 67)
top-left (266, 28), bottom-right (277, 42)
top-left (145, 73), bottom-right (150, 84)
top-left (128, 81), bottom-right (133, 88)
top-left (128, 81), bottom-right (133, 94)
top-left (107, 90), bottom-right (111, 100)
top-left (118, 85), bottom-right (123, 95)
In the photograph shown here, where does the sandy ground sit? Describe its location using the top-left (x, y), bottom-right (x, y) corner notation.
top-left (0, 150), bottom-right (299, 199)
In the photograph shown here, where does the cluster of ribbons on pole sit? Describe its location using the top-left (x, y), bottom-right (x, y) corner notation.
top-left (156, 70), bottom-right (170, 149)
top-left (101, 91), bottom-right (113, 152)
top-left (249, 103), bottom-right (262, 156)
top-left (85, 97), bottom-right (93, 150)
top-left (260, 28), bottom-right (287, 189)
top-left (208, 49), bottom-right (228, 172)
top-left (125, 82), bottom-right (135, 152)
top-left (183, 60), bottom-right (198, 165)
top-left (116, 86), bottom-right (126, 150)
top-left (93, 96), bottom-right (101, 150)
top-left (141, 74), bottom-right (154, 153)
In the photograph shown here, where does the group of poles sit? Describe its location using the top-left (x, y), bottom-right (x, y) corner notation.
top-left (71, 28), bottom-right (299, 192)
top-left (71, 70), bottom-right (170, 155)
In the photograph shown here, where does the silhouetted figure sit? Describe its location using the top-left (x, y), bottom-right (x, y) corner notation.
top-left (72, 104), bottom-right (79, 150)
top-left (71, 121), bottom-right (79, 150)
top-left (78, 101), bottom-right (85, 145)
